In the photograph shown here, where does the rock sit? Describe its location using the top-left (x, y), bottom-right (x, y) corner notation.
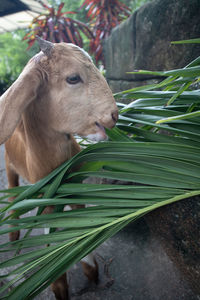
top-left (103, 13), bottom-right (136, 82)
top-left (103, 0), bottom-right (200, 93)
top-left (107, 79), bottom-right (158, 97)
top-left (145, 197), bottom-right (200, 295)
top-left (134, 0), bottom-right (200, 71)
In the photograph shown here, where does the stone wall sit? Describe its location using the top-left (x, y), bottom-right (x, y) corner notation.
top-left (103, 0), bottom-right (200, 93)
top-left (103, 1), bottom-right (200, 295)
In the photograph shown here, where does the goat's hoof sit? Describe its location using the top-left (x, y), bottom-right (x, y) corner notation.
top-left (51, 289), bottom-right (69, 300)
top-left (82, 258), bottom-right (99, 284)
top-left (9, 230), bottom-right (20, 242)
top-left (51, 273), bottom-right (69, 300)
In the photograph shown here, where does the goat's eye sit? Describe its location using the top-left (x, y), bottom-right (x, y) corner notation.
top-left (66, 75), bottom-right (81, 84)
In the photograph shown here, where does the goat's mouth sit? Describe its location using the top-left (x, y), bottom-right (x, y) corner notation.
top-left (95, 121), bottom-right (108, 139)
top-left (95, 122), bottom-right (106, 135)
top-left (85, 122), bottom-right (108, 142)
top-left (94, 122), bottom-right (108, 141)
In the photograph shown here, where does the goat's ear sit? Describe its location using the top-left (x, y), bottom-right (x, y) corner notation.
top-left (36, 36), bottom-right (54, 57)
top-left (0, 63), bottom-right (41, 145)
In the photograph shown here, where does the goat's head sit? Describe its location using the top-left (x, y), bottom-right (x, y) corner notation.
top-left (0, 38), bottom-right (118, 145)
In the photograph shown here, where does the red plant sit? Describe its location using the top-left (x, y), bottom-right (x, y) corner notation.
top-left (23, 1), bottom-right (93, 49)
top-left (81, 0), bottom-right (131, 63)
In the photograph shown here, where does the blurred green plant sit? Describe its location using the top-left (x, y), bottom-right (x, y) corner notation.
top-left (24, 0), bottom-right (130, 63)
top-left (0, 38), bottom-right (200, 299)
top-left (48, 0), bottom-right (86, 19)
top-left (81, 0), bottom-right (131, 63)
top-left (49, 0), bottom-right (151, 14)
top-left (0, 30), bottom-right (38, 94)
top-left (0, 0), bottom-right (151, 94)
top-left (23, 0), bottom-right (131, 64)
top-left (19, 0), bottom-right (151, 67)
top-left (23, 1), bottom-right (93, 49)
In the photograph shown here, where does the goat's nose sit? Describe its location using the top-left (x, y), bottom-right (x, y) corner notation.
top-left (112, 111), bottom-right (119, 123)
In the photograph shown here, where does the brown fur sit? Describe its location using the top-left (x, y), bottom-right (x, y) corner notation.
top-left (0, 42), bottom-right (118, 299)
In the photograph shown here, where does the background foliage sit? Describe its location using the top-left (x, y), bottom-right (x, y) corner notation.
top-left (0, 0), bottom-right (152, 93)
top-left (0, 30), bottom-right (38, 94)
top-left (80, 0), bottom-right (131, 63)
top-left (23, 1), bottom-right (93, 49)
top-left (47, 0), bottom-right (151, 16)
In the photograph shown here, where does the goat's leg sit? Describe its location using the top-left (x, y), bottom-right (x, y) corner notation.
top-left (51, 273), bottom-right (69, 300)
top-left (70, 205), bottom-right (99, 284)
top-left (5, 152), bottom-right (20, 241)
top-left (43, 206), bottom-right (69, 300)
top-left (81, 253), bottom-right (99, 283)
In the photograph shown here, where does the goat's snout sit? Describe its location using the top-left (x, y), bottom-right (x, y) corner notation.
top-left (107, 110), bottom-right (118, 128)
top-left (102, 110), bottom-right (118, 130)
top-left (112, 110), bottom-right (119, 123)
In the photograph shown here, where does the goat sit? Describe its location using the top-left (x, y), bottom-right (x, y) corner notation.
top-left (0, 37), bottom-right (118, 300)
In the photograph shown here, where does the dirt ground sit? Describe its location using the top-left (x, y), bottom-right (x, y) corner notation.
top-left (0, 144), bottom-right (198, 300)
